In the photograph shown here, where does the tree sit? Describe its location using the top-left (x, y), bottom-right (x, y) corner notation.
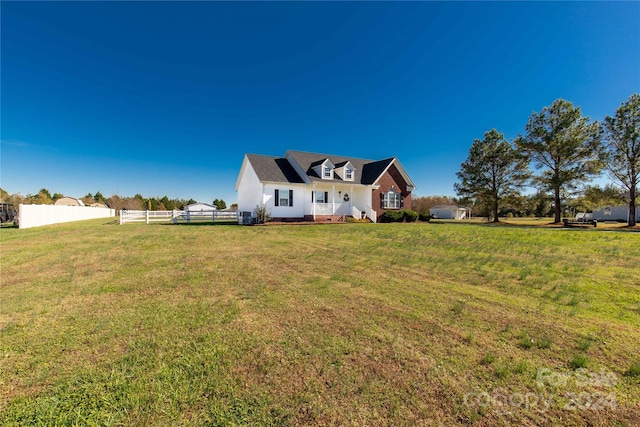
top-left (28, 189), bottom-right (53, 205)
top-left (568, 185), bottom-right (625, 214)
top-left (516, 99), bottom-right (603, 223)
top-left (602, 93), bottom-right (640, 226)
top-left (411, 195), bottom-right (455, 214)
top-left (455, 129), bottom-right (529, 222)
top-left (94, 191), bottom-right (106, 203)
top-left (160, 195), bottom-right (175, 210)
top-left (213, 198), bottom-right (227, 210)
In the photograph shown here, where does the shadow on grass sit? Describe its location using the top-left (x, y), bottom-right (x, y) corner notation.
top-left (162, 221), bottom-right (240, 227)
top-left (430, 219), bottom-right (640, 232)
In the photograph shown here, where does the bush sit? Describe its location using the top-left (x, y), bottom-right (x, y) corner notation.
top-left (253, 204), bottom-right (271, 224)
top-left (379, 210), bottom-right (404, 223)
top-left (401, 209), bottom-right (418, 222)
top-left (379, 209), bottom-right (419, 223)
top-left (418, 212), bottom-right (431, 222)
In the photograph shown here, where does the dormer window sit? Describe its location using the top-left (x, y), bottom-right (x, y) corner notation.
top-left (312, 159), bottom-right (335, 180)
top-left (334, 160), bottom-right (355, 181)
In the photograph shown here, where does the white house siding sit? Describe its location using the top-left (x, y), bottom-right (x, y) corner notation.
top-left (237, 161), bottom-right (264, 214)
top-left (263, 184), bottom-right (306, 218)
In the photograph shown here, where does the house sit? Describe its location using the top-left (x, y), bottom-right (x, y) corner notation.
top-left (54, 196), bottom-right (85, 207)
top-left (429, 205), bottom-right (471, 220)
top-left (185, 203), bottom-right (217, 213)
top-left (235, 150), bottom-right (416, 223)
top-left (590, 205), bottom-right (640, 222)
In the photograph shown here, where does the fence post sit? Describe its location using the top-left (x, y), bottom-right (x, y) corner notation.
top-left (146, 210), bottom-right (149, 224)
top-left (120, 210), bottom-right (123, 225)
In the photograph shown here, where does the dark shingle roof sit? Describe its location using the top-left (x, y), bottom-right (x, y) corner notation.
top-left (285, 150), bottom-right (394, 184)
top-left (246, 154), bottom-right (305, 184)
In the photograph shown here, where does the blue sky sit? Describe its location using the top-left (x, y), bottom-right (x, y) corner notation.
top-left (2, 2), bottom-right (639, 204)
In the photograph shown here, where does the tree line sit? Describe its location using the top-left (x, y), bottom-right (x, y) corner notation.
top-left (0, 189), bottom-right (234, 212)
top-left (454, 93), bottom-right (639, 226)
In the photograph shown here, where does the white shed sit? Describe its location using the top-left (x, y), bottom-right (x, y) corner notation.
top-left (429, 205), bottom-right (470, 220)
top-left (185, 203), bottom-right (217, 214)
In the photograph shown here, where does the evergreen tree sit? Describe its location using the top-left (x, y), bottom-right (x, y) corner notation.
top-left (516, 99), bottom-right (603, 223)
top-left (455, 129), bottom-right (529, 222)
top-left (602, 93), bottom-right (640, 226)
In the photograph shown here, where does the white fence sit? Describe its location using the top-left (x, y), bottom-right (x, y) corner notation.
top-left (19, 204), bottom-right (116, 229)
top-left (120, 209), bottom-right (239, 224)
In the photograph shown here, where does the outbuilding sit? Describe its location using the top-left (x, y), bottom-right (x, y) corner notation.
top-left (429, 205), bottom-right (471, 220)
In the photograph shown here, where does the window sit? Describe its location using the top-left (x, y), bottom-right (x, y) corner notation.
top-left (313, 191), bottom-right (328, 204)
top-left (381, 188), bottom-right (402, 209)
top-left (274, 189), bottom-right (293, 207)
top-left (324, 167), bottom-right (331, 178)
top-left (345, 169), bottom-right (353, 180)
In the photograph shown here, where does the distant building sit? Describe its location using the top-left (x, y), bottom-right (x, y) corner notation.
top-left (590, 205), bottom-right (640, 222)
top-left (429, 205), bottom-right (471, 220)
top-left (54, 197), bottom-right (85, 207)
top-left (185, 203), bottom-right (217, 212)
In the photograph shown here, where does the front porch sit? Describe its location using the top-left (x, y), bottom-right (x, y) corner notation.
top-left (305, 185), bottom-right (377, 222)
top-left (309, 202), bottom-right (375, 222)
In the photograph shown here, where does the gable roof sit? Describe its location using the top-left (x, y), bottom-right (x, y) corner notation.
top-left (238, 150), bottom-right (415, 190)
top-left (245, 154), bottom-right (305, 184)
top-left (285, 150), bottom-right (397, 185)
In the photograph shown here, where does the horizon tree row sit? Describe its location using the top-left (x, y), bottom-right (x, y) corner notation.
top-left (455, 93), bottom-right (639, 226)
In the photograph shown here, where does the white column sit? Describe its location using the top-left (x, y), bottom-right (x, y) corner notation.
top-left (332, 185), bottom-right (336, 214)
top-left (312, 184), bottom-right (316, 221)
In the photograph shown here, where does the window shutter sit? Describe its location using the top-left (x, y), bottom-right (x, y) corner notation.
top-left (289, 190), bottom-right (293, 207)
top-left (274, 189), bottom-right (279, 207)
top-left (324, 192), bottom-right (328, 203)
top-left (311, 192), bottom-right (314, 202)
top-left (400, 195), bottom-right (405, 208)
top-left (380, 192), bottom-right (385, 209)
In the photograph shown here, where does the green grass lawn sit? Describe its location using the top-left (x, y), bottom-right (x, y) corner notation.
top-left (1, 219), bottom-right (639, 426)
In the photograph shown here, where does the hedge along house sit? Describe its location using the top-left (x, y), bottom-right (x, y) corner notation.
top-left (235, 150), bottom-right (416, 223)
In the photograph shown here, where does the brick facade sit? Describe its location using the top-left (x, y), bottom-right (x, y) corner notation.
top-left (371, 164), bottom-right (413, 219)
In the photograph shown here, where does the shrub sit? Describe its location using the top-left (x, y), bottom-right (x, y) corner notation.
top-left (379, 209), bottom-right (419, 223)
top-left (380, 210), bottom-right (404, 223)
top-left (401, 209), bottom-right (418, 222)
top-left (418, 212), bottom-right (431, 222)
top-left (253, 204), bottom-right (271, 224)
